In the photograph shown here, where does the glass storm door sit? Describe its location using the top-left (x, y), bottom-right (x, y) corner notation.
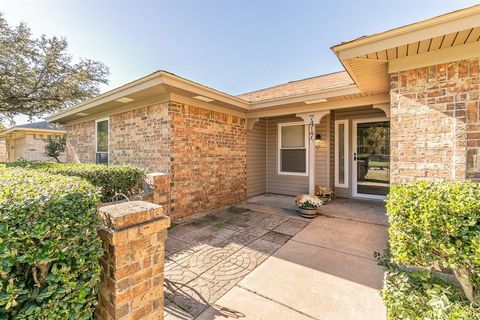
top-left (352, 119), bottom-right (390, 199)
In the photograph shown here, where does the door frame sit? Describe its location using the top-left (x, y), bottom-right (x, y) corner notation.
top-left (351, 117), bottom-right (390, 200)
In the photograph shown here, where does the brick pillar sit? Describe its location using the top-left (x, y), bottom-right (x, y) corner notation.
top-left (146, 173), bottom-right (171, 210)
top-left (96, 201), bottom-right (170, 320)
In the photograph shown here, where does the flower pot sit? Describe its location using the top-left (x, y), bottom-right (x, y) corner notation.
top-left (317, 196), bottom-right (331, 203)
top-left (299, 207), bottom-right (317, 219)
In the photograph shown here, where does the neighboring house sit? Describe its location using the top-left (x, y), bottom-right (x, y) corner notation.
top-left (0, 121), bottom-right (66, 162)
top-left (48, 5), bottom-right (480, 219)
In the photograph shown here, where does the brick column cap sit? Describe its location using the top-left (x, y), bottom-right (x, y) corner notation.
top-left (99, 201), bottom-right (168, 231)
top-left (146, 172), bottom-right (169, 178)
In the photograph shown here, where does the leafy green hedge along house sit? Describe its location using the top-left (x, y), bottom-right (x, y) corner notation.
top-left (48, 5), bottom-right (480, 219)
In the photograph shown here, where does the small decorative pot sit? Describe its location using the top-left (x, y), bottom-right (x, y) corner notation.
top-left (299, 207), bottom-right (317, 219)
top-left (317, 196), bottom-right (332, 202)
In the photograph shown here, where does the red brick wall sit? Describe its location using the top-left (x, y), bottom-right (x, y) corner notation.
top-left (110, 103), bottom-right (170, 172)
top-left (169, 102), bottom-right (246, 219)
top-left (390, 57), bottom-right (480, 183)
top-left (66, 120), bottom-right (95, 163)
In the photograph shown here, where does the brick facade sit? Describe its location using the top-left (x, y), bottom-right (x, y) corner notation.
top-left (66, 120), bottom-right (96, 163)
top-left (390, 57), bottom-right (480, 183)
top-left (65, 101), bottom-right (247, 219)
top-left (110, 103), bottom-right (170, 172)
top-left (169, 102), bottom-right (246, 219)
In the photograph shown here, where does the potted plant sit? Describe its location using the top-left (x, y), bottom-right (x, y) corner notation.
top-left (315, 185), bottom-right (334, 202)
top-left (295, 194), bottom-right (325, 218)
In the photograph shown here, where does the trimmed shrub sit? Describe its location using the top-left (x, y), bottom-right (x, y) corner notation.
top-left (382, 267), bottom-right (480, 319)
top-left (0, 168), bottom-right (102, 319)
top-left (386, 180), bottom-right (480, 305)
top-left (6, 161), bottom-right (146, 202)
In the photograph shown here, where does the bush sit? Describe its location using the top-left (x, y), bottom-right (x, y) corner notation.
top-left (382, 267), bottom-right (480, 319)
top-left (0, 168), bottom-right (102, 319)
top-left (44, 135), bottom-right (66, 163)
top-left (6, 161), bottom-right (146, 202)
top-left (386, 180), bottom-right (480, 305)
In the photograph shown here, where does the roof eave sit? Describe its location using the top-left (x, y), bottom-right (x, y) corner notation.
top-left (331, 4), bottom-right (480, 60)
top-left (47, 71), bottom-right (251, 123)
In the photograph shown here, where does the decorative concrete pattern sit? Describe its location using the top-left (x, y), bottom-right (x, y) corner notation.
top-left (163, 206), bottom-right (307, 319)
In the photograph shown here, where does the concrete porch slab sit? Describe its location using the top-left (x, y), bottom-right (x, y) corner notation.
top-left (237, 249), bottom-right (386, 320)
top-left (293, 216), bottom-right (388, 260)
top-left (197, 286), bottom-right (314, 320)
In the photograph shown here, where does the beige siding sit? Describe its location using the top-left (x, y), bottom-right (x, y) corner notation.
top-left (266, 116), bottom-right (329, 196)
top-left (314, 117), bottom-right (329, 189)
top-left (334, 106), bottom-right (387, 198)
top-left (247, 118), bottom-right (266, 197)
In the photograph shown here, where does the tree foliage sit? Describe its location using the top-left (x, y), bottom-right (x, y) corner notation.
top-left (44, 135), bottom-right (66, 163)
top-left (0, 14), bottom-right (109, 122)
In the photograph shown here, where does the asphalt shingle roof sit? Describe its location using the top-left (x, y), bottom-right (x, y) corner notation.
top-left (237, 71), bottom-right (354, 102)
top-left (10, 121), bottom-right (65, 131)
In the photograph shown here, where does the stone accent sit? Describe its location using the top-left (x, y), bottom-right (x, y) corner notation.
top-left (169, 102), bottom-right (247, 219)
top-left (96, 201), bottom-right (170, 320)
top-left (66, 120), bottom-right (95, 163)
top-left (110, 103), bottom-right (170, 172)
top-left (390, 57), bottom-right (480, 183)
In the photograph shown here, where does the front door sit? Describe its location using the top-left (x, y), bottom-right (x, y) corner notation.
top-left (352, 118), bottom-right (390, 199)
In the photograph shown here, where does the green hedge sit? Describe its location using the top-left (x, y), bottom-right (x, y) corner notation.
top-left (386, 180), bottom-right (480, 313)
top-left (382, 267), bottom-right (480, 319)
top-left (6, 161), bottom-right (146, 202)
top-left (0, 168), bottom-right (102, 319)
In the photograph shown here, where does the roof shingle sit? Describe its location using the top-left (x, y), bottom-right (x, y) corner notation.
top-left (10, 121), bottom-right (65, 131)
top-left (237, 71), bottom-right (354, 102)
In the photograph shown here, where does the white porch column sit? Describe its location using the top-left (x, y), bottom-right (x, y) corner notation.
top-left (296, 111), bottom-right (330, 196)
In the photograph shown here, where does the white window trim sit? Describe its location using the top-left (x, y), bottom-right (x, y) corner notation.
top-left (95, 117), bottom-right (110, 164)
top-left (277, 122), bottom-right (308, 176)
top-left (335, 119), bottom-right (349, 188)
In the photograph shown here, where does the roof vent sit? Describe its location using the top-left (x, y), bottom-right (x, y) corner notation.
top-left (193, 95), bottom-right (214, 103)
top-left (305, 98), bottom-right (327, 104)
top-left (115, 97), bottom-right (134, 103)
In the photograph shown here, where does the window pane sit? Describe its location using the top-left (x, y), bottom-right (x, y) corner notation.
top-left (97, 120), bottom-right (108, 152)
top-left (96, 152), bottom-right (108, 164)
top-left (281, 125), bottom-right (305, 148)
top-left (338, 123), bottom-right (345, 185)
top-left (281, 149), bottom-right (306, 173)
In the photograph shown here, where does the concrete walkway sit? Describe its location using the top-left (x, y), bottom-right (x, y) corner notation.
top-left (197, 195), bottom-right (388, 320)
top-left (165, 194), bottom-right (388, 319)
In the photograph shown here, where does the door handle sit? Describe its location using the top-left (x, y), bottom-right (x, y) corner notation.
top-left (353, 153), bottom-right (357, 161)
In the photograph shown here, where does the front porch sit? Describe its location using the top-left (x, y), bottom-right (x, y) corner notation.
top-left (246, 105), bottom-right (391, 201)
top-left (164, 195), bottom-right (388, 319)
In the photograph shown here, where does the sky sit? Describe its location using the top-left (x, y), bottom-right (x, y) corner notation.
top-left (2, 0), bottom-right (479, 125)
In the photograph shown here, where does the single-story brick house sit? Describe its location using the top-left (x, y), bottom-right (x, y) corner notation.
top-left (0, 121), bottom-right (66, 162)
top-left (49, 5), bottom-right (480, 219)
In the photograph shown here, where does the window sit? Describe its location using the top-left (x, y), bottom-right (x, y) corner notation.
top-left (96, 118), bottom-right (109, 164)
top-left (278, 122), bottom-right (307, 175)
top-left (335, 120), bottom-right (349, 187)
